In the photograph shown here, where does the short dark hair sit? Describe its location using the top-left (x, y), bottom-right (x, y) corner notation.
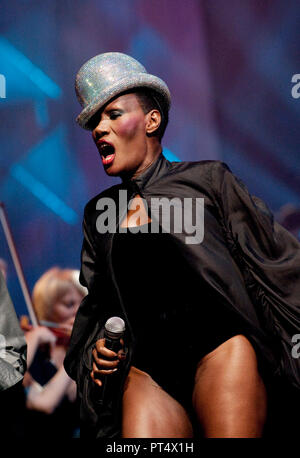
top-left (132, 88), bottom-right (169, 141)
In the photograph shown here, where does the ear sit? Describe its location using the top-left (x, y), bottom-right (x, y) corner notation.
top-left (145, 109), bottom-right (161, 135)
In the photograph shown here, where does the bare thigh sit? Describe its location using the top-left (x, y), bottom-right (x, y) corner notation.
top-left (122, 367), bottom-right (193, 438)
top-left (192, 334), bottom-right (267, 438)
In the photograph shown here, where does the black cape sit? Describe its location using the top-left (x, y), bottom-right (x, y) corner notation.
top-left (64, 154), bottom-right (300, 438)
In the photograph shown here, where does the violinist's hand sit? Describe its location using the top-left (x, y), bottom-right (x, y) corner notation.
top-left (25, 325), bottom-right (57, 345)
top-left (90, 338), bottom-right (126, 387)
top-left (25, 326), bottom-right (57, 367)
top-left (57, 323), bottom-right (73, 335)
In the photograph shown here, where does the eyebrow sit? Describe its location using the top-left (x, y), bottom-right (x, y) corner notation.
top-left (105, 107), bottom-right (124, 114)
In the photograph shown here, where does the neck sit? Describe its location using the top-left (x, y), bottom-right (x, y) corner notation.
top-left (123, 142), bottom-right (162, 182)
top-left (131, 153), bottom-right (161, 179)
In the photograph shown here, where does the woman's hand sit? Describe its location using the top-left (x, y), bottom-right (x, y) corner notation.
top-left (90, 338), bottom-right (126, 387)
top-left (34, 326), bottom-right (58, 346)
top-left (25, 325), bottom-right (57, 348)
top-left (25, 326), bottom-right (57, 367)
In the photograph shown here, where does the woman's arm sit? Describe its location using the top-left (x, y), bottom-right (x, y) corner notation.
top-left (64, 205), bottom-right (103, 381)
top-left (26, 365), bottom-right (75, 414)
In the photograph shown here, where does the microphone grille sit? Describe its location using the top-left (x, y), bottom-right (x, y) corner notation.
top-left (105, 316), bottom-right (125, 334)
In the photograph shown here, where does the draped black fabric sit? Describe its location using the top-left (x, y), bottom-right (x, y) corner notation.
top-left (64, 154), bottom-right (300, 438)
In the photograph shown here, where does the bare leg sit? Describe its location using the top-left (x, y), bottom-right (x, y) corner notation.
top-left (122, 367), bottom-right (193, 438)
top-left (192, 335), bottom-right (267, 438)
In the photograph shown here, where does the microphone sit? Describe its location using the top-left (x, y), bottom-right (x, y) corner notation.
top-left (103, 316), bottom-right (126, 352)
top-left (97, 316), bottom-right (126, 404)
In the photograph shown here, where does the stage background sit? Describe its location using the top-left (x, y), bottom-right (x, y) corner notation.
top-left (0, 0), bottom-right (299, 316)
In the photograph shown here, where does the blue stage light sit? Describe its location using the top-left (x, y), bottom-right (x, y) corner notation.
top-left (11, 165), bottom-right (78, 225)
top-left (0, 37), bottom-right (61, 99)
top-left (163, 148), bottom-right (181, 162)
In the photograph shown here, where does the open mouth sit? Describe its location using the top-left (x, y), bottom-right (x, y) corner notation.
top-left (98, 142), bottom-right (116, 165)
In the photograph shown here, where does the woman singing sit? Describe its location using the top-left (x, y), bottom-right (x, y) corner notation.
top-left (64, 52), bottom-right (300, 438)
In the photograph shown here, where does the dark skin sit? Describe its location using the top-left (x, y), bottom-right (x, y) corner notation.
top-left (90, 92), bottom-right (268, 438)
top-left (91, 92), bottom-right (162, 180)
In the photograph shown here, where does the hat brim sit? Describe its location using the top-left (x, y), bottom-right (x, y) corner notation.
top-left (76, 73), bottom-right (171, 130)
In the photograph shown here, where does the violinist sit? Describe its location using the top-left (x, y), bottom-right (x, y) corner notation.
top-left (22, 267), bottom-right (86, 439)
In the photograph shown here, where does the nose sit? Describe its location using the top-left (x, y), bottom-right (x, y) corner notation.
top-left (92, 116), bottom-right (110, 140)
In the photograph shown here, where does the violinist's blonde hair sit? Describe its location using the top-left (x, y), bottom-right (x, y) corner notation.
top-left (32, 267), bottom-right (87, 321)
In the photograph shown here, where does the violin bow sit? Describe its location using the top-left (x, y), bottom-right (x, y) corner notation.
top-left (0, 202), bottom-right (38, 327)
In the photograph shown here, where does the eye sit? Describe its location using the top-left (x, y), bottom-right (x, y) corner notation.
top-left (109, 111), bottom-right (121, 120)
top-left (64, 301), bottom-right (75, 309)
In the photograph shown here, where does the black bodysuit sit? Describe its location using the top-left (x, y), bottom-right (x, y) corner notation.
top-left (112, 222), bottom-right (246, 413)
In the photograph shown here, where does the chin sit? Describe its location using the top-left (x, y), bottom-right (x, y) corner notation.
top-left (103, 165), bottom-right (121, 177)
top-left (103, 161), bottom-right (132, 178)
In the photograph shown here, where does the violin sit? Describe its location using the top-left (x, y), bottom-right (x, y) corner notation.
top-left (0, 202), bottom-right (71, 348)
top-left (20, 315), bottom-right (71, 347)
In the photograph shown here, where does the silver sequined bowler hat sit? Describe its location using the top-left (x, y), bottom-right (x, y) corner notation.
top-left (75, 52), bottom-right (171, 130)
